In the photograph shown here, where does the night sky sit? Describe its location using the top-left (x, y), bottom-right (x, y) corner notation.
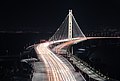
top-left (0, 0), bottom-right (120, 32)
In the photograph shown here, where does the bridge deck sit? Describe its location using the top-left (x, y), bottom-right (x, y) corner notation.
top-left (35, 42), bottom-right (86, 81)
top-left (32, 61), bottom-right (48, 81)
top-left (55, 54), bottom-right (86, 81)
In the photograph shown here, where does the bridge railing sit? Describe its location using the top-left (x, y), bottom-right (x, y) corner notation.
top-left (70, 55), bottom-right (111, 81)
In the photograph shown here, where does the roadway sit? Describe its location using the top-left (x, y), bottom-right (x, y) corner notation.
top-left (35, 42), bottom-right (86, 81)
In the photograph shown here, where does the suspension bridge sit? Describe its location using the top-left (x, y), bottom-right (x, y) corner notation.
top-left (34, 10), bottom-right (119, 81)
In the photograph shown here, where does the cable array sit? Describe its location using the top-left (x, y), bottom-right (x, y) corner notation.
top-left (49, 11), bottom-right (86, 41)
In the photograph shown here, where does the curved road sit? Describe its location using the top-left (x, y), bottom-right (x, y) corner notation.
top-left (35, 42), bottom-right (86, 81)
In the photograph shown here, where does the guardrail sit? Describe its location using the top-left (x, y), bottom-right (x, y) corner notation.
top-left (69, 55), bottom-right (115, 81)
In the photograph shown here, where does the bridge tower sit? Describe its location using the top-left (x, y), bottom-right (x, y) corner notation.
top-left (68, 10), bottom-right (73, 39)
top-left (68, 10), bottom-right (74, 56)
top-left (49, 9), bottom-right (86, 41)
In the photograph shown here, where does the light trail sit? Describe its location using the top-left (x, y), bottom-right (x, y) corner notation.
top-left (36, 42), bottom-right (78, 81)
